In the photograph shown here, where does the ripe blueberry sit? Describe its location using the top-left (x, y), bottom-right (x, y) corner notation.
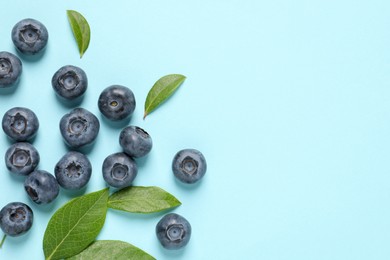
top-left (0, 51), bottom-right (22, 88)
top-left (156, 213), bottom-right (192, 250)
top-left (172, 149), bottom-right (207, 184)
top-left (24, 170), bottom-right (59, 204)
top-left (55, 151), bottom-right (92, 190)
top-left (0, 202), bottom-right (33, 237)
top-left (102, 152), bottom-right (138, 188)
top-left (52, 65), bottom-right (88, 101)
top-left (11, 18), bottom-right (48, 55)
top-left (5, 142), bottom-right (40, 176)
top-left (98, 85), bottom-right (136, 121)
top-left (59, 108), bottom-right (100, 149)
top-left (119, 126), bottom-right (152, 158)
top-left (2, 107), bottom-right (39, 142)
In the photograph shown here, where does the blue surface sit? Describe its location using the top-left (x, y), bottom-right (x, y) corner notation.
top-left (1, 0), bottom-right (390, 259)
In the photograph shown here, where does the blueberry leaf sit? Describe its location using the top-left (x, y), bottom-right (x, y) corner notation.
top-left (67, 10), bottom-right (91, 58)
top-left (0, 234), bottom-right (6, 248)
top-left (66, 240), bottom-right (155, 260)
top-left (43, 188), bottom-right (109, 260)
top-left (144, 74), bottom-right (186, 119)
top-left (108, 186), bottom-right (181, 213)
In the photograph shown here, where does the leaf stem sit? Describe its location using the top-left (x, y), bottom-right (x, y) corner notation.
top-left (0, 234), bottom-right (7, 249)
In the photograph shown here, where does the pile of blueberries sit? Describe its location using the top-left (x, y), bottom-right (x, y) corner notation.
top-left (0, 18), bottom-right (207, 250)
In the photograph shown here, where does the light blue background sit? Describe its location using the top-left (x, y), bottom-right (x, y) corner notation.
top-left (1, 0), bottom-right (390, 259)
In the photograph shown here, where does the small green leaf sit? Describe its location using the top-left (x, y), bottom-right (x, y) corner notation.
top-left (144, 74), bottom-right (186, 119)
top-left (108, 186), bottom-right (181, 213)
top-left (67, 240), bottom-right (155, 260)
top-left (67, 10), bottom-right (91, 58)
top-left (43, 188), bottom-right (109, 260)
top-left (0, 234), bottom-right (6, 248)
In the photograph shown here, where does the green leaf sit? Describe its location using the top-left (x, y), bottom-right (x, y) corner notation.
top-left (144, 74), bottom-right (186, 119)
top-left (43, 188), bottom-right (109, 260)
top-left (108, 186), bottom-right (181, 214)
top-left (67, 10), bottom-right (91, 58)
top-left (67, 240), bottom-right (155, 260)
top-left (0, 234), bottom-right (6, 248)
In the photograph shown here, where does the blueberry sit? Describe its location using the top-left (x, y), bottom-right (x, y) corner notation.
top-left (11, 18), bottom-right (48, 55)
top-left (0, 51), bottom-right (22, 88)
top-left (55, 151), bottom-right (92, 190)
top-left (5, 142), bottom-right (40, 176)
top-left (156, 213), bottom-right (192, 250)
top-left (102, 152), bottom-right (137, 188)
top-left (24, 170), bottom-right (59, 204)
top-left (2, 107), bottom-right (39, 142)
top-left (119, 126), bottom-right (152, 158)
top-left (59, 108), bottom-right (100, 149)
top-left (98, 85), bottom-right (136, 121)
top-left (172, 149), bottom-right (207, 184)
top-left (0, 202), bottom-right (33, 237)
top-left (52, 65), bottom-right (88, 101)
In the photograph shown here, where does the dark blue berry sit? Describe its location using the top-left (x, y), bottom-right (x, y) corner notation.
top-left (55, 151), bottom-right (92, 190)
top-left (5, 142), bottom-right (40, 176)
top-left (0, 51), bottom-right (22, 88)
top-left (156, 213), bottom-right (191, 250)
top-left (59, 108), bottom-right (100, 149)
top-left (24, 170), bottom-right (59, 204)
top-left (11, 18), bottom-right (48, 55)
top-left (0, 202), bottom-right (33, 237)
top-left (2, 107), bottom-right (39, 142)
top-left (102, 152), bottom-right (137, 188)
top-left (172, 149), bottom-right (207, 184)
top-left (52, 65), bottom-right (88, 101)
top-left (98, 85), bottom-right (136, 121)
top-left (119, 126), bottom-right (152, 158)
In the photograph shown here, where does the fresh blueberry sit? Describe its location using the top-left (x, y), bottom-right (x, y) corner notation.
top-left (5, 142), bottom-right (40, 176)
top-left (156, 213), bottom-right (192, 250)
top-left (59, 108), bottom-right (100, 149)
top-left (102, 152), bottom-right (137, 188)
top-left (55, 151), bottom-right (92, 190)
top-left (52, 65), bottom-right (88, 101)
top-left (0, 51), bottom-right (22, 88)
top-left (172, 149), bottom-right (207, 184)
top-left (24, 170), bottom-right (59, 204)
top-left (11, 18), bottom-right (48, 55)
top-left (0, 202), bottom-right (33, 237)
top-left (98, 85), bottom-right (136, 121)
top-left (119, 126), bottom-right (152, 158)
top-left (2, 107), bottom-right (39, 142)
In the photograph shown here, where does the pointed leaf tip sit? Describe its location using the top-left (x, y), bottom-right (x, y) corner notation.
top-left (43, 188), bottom-right (109, 260)
top-left (67, 10), bottom-right (91, 58)
top-left (143, 74), bottom-right (186, 119)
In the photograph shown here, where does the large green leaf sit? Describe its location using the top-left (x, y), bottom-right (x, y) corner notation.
top-left (67, 240), bottom-right (155, 260)
top-left (43, 188), bottom-right (109, 260)
top-left (144, 74), bottom-right (186, 119)
top-left (67, 10), bottom-right (91, 58)
top-left (108, 186), bottom-right (181, 213)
